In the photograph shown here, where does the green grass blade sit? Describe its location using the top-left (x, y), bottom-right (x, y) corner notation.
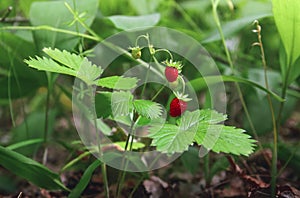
top-left (190, 75), bottom-right (284, 102)
top-left (68, 160), bottom-right (102, 198)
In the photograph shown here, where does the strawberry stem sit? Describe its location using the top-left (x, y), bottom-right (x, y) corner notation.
top-left (155, 48), bottom-right (174, 60)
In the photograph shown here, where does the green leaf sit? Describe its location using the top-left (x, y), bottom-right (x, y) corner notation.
top-left (202, 13), bottom-right (272, 43)
top-left (6, 139), bottom-right (44, 150)
top-left (29, 0), bottom-right (98, 50)
top-left (62, 151), bottom-right (91, 171)
top-left (68, 160), bottom-right (101, 198)
top-left (194, 124), bottom-right (256, 156)
top-left (180, 147), bottom-right (200, 174)
top-left (25, 56), bottom-right (77, 76)
top-left (133, 100), bottom-right (162, 119)
top-left (113, 141), bottom-right (145, 150)
top-left (97, 76), bottom-right (138, 90)
top-left (190, 75), bottom-right (284, 102)
top-left (0, 32), bottom-right (45, 99)
top-left (199, 109), bottom-right (227, 124)
top-left (0, 145), bottom-right (68, 191)
top-left (43, 47), bottom-right (84, 70)
top-left (25, 49), bottom-right (103, 85)
top-left (149, 111), bottom-right (200, 154)
top-left (96, 91), bottom-right (112, 119)
top-left (273, 0), bottom-right (300, 66)
top-left (129, 0), bottom-right (162, 15)
top-left (77, 58), bottom-right (103, 85)
top-left (111, 91), bottom-right (134, 117)
top-left (107, 13), bottom-right (160, 30)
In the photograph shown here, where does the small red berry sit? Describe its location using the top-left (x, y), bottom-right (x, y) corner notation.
top-left (165, 66), bottom-right (178, 82)
top-left (170, 97), bottom-right (187, 117)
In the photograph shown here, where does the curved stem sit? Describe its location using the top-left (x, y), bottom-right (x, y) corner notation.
top-left (154, 49), bottom-right (174, 60)
top-left (253, 21), bottom-right (278, 196)
top-left (211, 0), bottom-right (264, 157)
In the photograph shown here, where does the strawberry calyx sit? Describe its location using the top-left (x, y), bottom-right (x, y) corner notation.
top-left (129, 46), bottom-right (142, 59)
top-left (163, 59), bottom-right (183, 73)
top-left (173, 91), bottom-right (192, 102)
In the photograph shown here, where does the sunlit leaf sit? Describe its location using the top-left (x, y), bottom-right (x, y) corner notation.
top-left (133, 100), bottom-right (162, 119)
top-left (97, 76), bottom-right (138, 90)
top-left (195, 124), bottom-right (256, 156)
top-left (107, 13), bottom-right (160, 30)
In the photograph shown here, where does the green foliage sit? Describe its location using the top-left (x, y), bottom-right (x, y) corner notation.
top-left (97, 76), bottom-right (138, 90)
top-left (107, 13), bottom-right (161, 30)
top-left (195, 124), bottom-right (256, 156)
top-left (273, 0), bottom-right (300, 67)
top-left (133, 100), bottom-right (162, 119)
top-left (150, 110), bottom-right (256, 156)
top-left (29, 0), bottom-right (98, 50)
top-left (0, 145), bottom-right (68, 191)
top-left (111, 91), bottom-right (134, 117)
top-left (68, 160), bottom-right (101, 198)
top-left (149, 111), bottom-right (200, 154)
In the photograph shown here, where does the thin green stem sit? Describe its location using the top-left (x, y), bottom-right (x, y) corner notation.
top-left (135, 34), bottom-right (150, 47)
top-left (141, 56), bottom-right (153, 98)
top-left (89, 86), bottom-right (109, 198)
top-left (155, 49), bottom-right (174, 60)
top-left (64, 2), bottom-right (101, 41)
top-left (211, 0), bottom-right (264, 155)
top-left (253, 20), bottom-right (278, 196)
top-left (44, 72), bottom-right (51, 143)
top-left (8, 67), bottom-right (15, 127)
top-left (1, 25), bottom-right (100, 41)
top-left (116, 121), bottom-right (135, 198)
top-left (171, 0), bottom-right (202, 33)
top-left (204, 153), bottom-right (210, 186)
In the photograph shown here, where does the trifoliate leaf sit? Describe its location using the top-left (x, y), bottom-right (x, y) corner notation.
top-left (97, 76), bottom-right (138, 90)
top-left (149, 110), bottom-right (200, 154)
top-left (43, 48), bottom-right (84, 70)
top-left (111, 91), bottom-right (134, 117)
top-left (194, 124), bottom-right (256, 156)
top-left (133, 100), bottom-right (162, 119)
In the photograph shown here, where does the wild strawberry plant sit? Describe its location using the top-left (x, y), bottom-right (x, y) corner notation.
top-left (25, 36), bottom-right (256, 158)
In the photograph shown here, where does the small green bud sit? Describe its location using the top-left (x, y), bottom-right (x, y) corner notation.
top-left (129, 46), bottom-right (141, 59)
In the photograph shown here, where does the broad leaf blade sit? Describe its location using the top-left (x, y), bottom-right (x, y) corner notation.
top-left (273, 0), bottom-right (300, 66)
top-left (0, 146), bottom-right (68, 191)
top-left (29, 0), bottom-right (98, 50)
top-left (111, 91), bottom-right (134, 117)
top-left (107, 13), bottom-right (160, 30)
top-left (133, 100), bottom-right (162, 119)
top-left (97, 76), bottom-right (138, 90)
top-left (195, 124), bottom-right (256, 156)
top-left (199, 109), bottom-right (227, 124)
top-left (149, 111), bottom-right (200, 154)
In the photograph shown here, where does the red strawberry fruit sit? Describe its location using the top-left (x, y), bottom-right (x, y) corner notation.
top-left (165, 66), bottom-right (178, 82)
top-left (170, 97), bottom-right (187, 117)
top-left (163, 60), bottom-right (183, 82)
top-left (169, 92), bottom-right (191, 117)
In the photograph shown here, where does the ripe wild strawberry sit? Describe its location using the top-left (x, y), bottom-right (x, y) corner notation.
top-left (163, 60), bottom-right (183, 83)
top-left (165, 66), bottom-right (178, 82)
top-left (169, 92), bottom-right (191, 117)
top-left (170, 98), bottom-right (187, 117)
